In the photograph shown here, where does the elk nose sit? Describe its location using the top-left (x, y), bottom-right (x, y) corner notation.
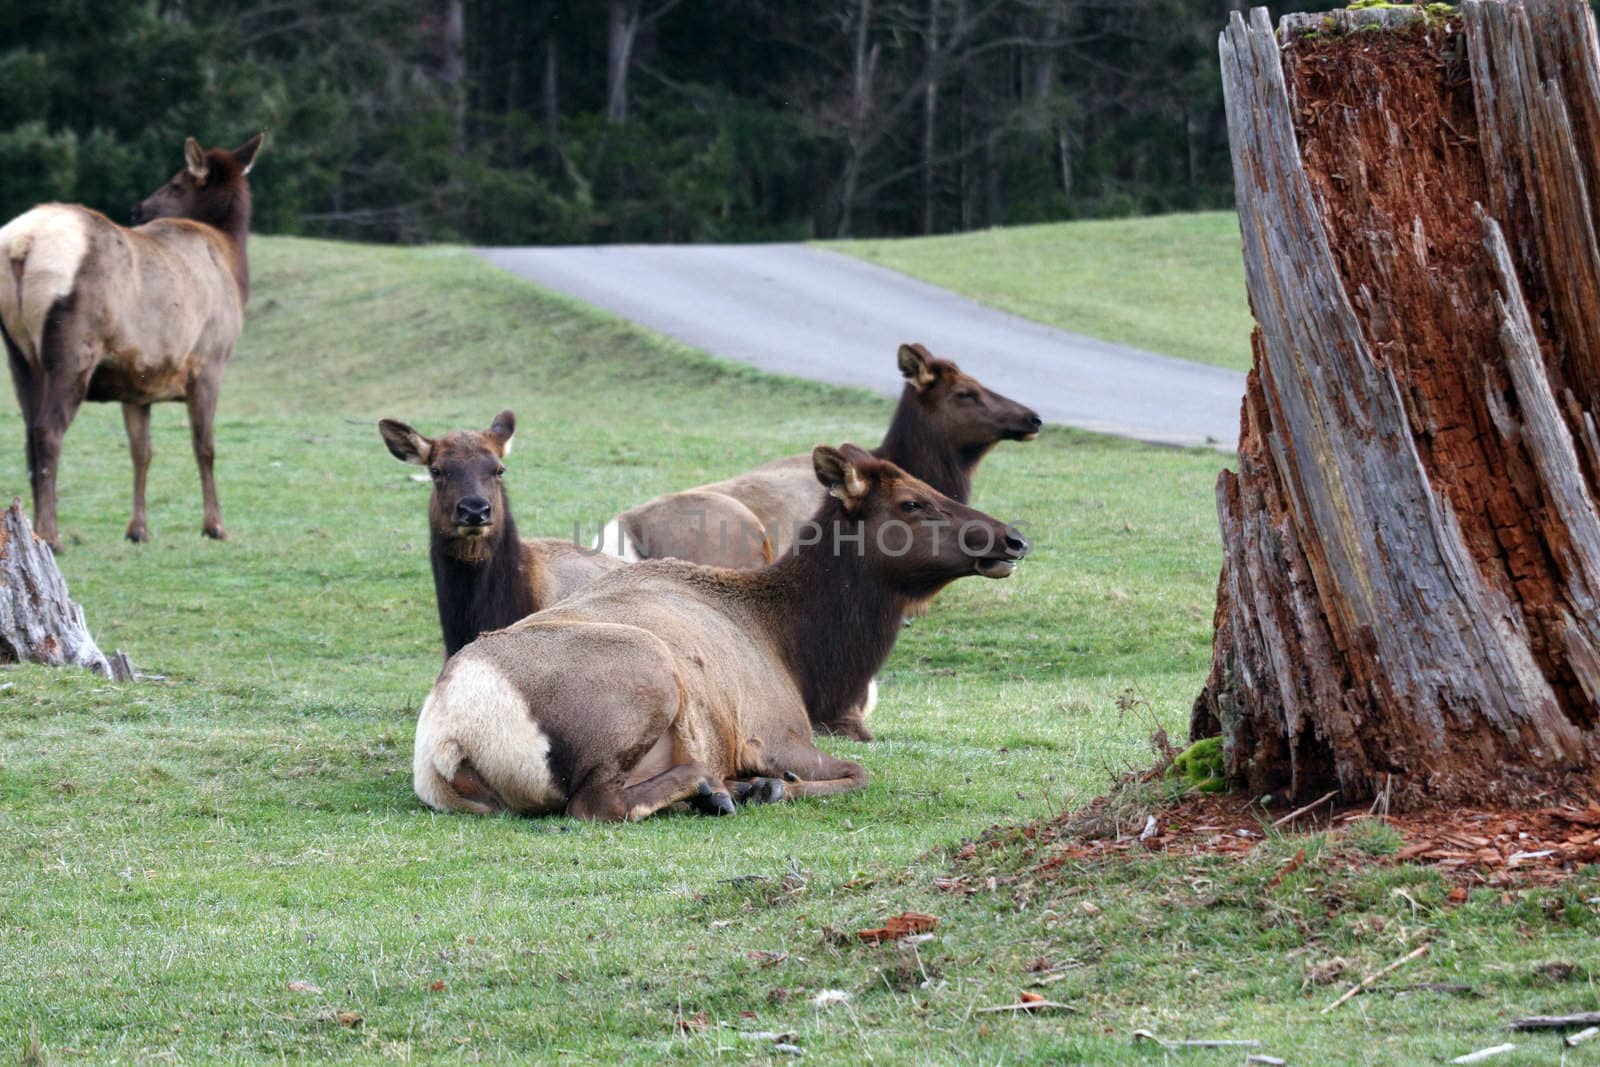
top-left (1002, 527), bottom-right (1029, 558)
top-left (1024, 413), bottom-right (1043, 433)
top-left (455, 496), bottom-right (492, 527)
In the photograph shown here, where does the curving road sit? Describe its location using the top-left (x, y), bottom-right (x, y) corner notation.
top-left (477, 243), bottom-right (1244, 451)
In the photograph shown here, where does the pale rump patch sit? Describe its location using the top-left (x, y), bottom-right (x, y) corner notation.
top-left (413, 656), bottom-right (564, 814)
top-left (596, 518), bottom-right (641, 562)
top-left (0, 205), bottom-right (89, 363)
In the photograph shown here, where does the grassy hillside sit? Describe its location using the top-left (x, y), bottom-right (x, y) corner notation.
top-left (0, 237), bottom-right (1592, 1064)
top-left (828, 212), bottom-right (1256, 371)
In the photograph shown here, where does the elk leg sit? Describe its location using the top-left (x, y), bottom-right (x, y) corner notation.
top-left (565, 760), bottom-right (728, 822)
top-left (741, 736), bottom-right (868, 800)
top-left (729, 777), bottom-right (787, 806)
top-left (185, 363), bottom-right (226, 540)
top-left (25, 307), bottom-right (92, 550)
top-left (122, 402), bottom-right (152, 542)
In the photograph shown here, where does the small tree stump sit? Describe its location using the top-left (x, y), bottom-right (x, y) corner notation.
top-left (0, 497), bottom-right (132, 681)
top-left (1193, 1), bottom-right (1600, 806)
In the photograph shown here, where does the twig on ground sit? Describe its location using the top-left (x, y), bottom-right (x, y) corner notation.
top-left (1131, 1030), bottom-right (1260, 1049)
top-left (1565, 1026), bottom-right (1600, 1048)
top-left (1266, 848), bottom-right (1307, 890)
top-left (1245, 1056), bottom-right (1287, 1066)
top-left (1321, 944), bottom-right (1430, 1014)
top-left (1272, 789), bottom-right (1339, 828)
top-left (1509, 1012), bottom-right (1600, 1031)
top-left (1450, 1044), bottom-right (1515, 1064)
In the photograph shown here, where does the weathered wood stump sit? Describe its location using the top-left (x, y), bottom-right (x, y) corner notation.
top-left (0, 497), bottom-right (132, 681)
top-left (1193, 0), bottom-right (1600, 806)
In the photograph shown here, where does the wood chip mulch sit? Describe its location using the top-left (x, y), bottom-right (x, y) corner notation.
top-left (967, 792), bottom-right (1600, 888)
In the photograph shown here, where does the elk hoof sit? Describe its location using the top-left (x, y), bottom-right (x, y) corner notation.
top-left (202, 523), bottom-right (227, 541)
top-left (734, 777), bottom-right (786, 806)
top-left (689, 781), bottom-right (736, 817)
top-left (125, 526), bottom-right (149, 543)
top-left (782, 772), bottom-right (800, 783)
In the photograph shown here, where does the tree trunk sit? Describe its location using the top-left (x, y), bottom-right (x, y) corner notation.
top-left (0, 498), bottom-right (131, 681)
top-left (606, 0), bottom-right (639, 124)
top-left (1192, 1), bottom-right (1600, 807)
top-left (922, 0), bottom-right (940, 235)
top-left (543, 38), bottom-right (560, 145)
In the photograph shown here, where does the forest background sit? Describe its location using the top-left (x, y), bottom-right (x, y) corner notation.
top-left (0, 0), bottom-right (1379, 246)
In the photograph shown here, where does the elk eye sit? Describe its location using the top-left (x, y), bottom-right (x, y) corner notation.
top-left (428, 467), bottom-right (443, 479)
top-left (957, 390), bottom-right (979, 402)
top-left (900, 500), bottom-right (922, 514)
top-left (494, 466), bottom-right (505, 477)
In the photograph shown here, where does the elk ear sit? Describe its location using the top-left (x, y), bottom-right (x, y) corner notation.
top-left (379, 418), bottom-right (432, 466)
top-left (184, 137), bottom-right (209, 182)
top-left (813, 445), bottom-right (870, 509)
top-left (486, 409), bottom-right (515, 457)
top-left (233, 132), bottom-right (265, 175)
top-left (897, 343), bottom-right (938, 391)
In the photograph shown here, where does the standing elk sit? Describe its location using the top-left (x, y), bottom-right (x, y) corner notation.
top-left (599, 343), bottom-right (1041, 566)
top-left (0, 134), bottom-right (265, 548)
top-left (413, 444), bottom-right (1028, 821)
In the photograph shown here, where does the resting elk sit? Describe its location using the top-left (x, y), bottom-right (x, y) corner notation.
top-left (599, 343), bottom-right (1041, 567)
top-left (0, 134), bottom-right (265, 548)
top-left (379, 410), bottom-right (631, 658)
top-left (413, 444), bottom-right (1029, 821)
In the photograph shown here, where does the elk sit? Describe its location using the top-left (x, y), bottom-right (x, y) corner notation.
top-left (379, 410), bottom-right (633, 659)
top-left (0, 134), bottom-right (265, 548)
top-left (413, 444), bottom-right (1028, 821)
top-left (600, 343), bottom-right (1041, 566)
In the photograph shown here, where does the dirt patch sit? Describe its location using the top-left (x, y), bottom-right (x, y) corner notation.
top-left (951, 789), bottom-right (1600, 890)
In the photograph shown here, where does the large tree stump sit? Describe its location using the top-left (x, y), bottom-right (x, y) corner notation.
top-left (0, 498), bottom-right (132, 681)
top-left (1192, 1), bottom-right (1600, 806)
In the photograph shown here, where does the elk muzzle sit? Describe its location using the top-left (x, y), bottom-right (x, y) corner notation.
top-left (975, 525), bottom-right (1029, 578)
top-left (454, 495), bottom-right (493, 532)
top-left (1009, 412), bottom-right (1044, 441)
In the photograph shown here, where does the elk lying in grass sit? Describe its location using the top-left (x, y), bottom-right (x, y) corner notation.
top-left (379, 410), bottom-right (629, 658)
top-left (0, 134), bottom-right (265, 548)
top-left (599, 343), bottom-right (1040, 567)
top-left (413, 444), bottom-right (1029, 821)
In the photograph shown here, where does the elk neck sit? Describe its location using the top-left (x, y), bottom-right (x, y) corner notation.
top-left (428, 499), bottom-right (536, 658)
top-left (756, 497), bottom-right (912, 724)
top-left (875, 387), bottom-right (977, 503)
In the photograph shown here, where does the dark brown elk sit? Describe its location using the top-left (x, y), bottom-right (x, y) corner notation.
top-left (413, 444), bottom-right (1029, 821)
top-left (0, 134), bottom-right (265, 548)
top-left (379, 410), bottom-right (629, 659)
top-left (600, 343), bottom-right (1040, 566)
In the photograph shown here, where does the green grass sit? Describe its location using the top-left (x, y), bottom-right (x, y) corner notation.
top-left (1, 236), bottom-right (1594, 1064)
top-left (826, 212), bottom-right (1256, 371)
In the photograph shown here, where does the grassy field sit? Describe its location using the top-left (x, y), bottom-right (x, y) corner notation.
top-left (827, 212), bottom-right (1257, 372)
top-left (1, 236), bottom-right (1594, 1064)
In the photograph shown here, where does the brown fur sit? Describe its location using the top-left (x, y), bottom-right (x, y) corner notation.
top-left (0, 134), bottom-right (265, 549)
top-left (412, 444), bottom-right (1030, 821)
top-left (608, 343), bottom-right (1040, 566)
top-left (379, 411), bottom-right (627, 659)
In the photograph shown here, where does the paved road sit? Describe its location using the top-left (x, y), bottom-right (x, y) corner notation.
top-left (477, 244), bottom-right (1244, 450)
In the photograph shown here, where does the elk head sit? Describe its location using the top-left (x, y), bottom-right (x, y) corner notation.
top-left (133, 133), bottom-right (265, 226)
top-left (380, 411), bottom-right (517, 563)
top-left (897, 343), bottom-right (1042, 448)
top-left (812, 443), bottom-right (1028, 597)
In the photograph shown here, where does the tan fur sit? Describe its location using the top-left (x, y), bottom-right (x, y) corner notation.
top-left (0, 206), bottom-right (90, 361)
top-left (0, 205), bottom-right (243, 399)
top-left (415, 657), bottom-right (563, 814)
